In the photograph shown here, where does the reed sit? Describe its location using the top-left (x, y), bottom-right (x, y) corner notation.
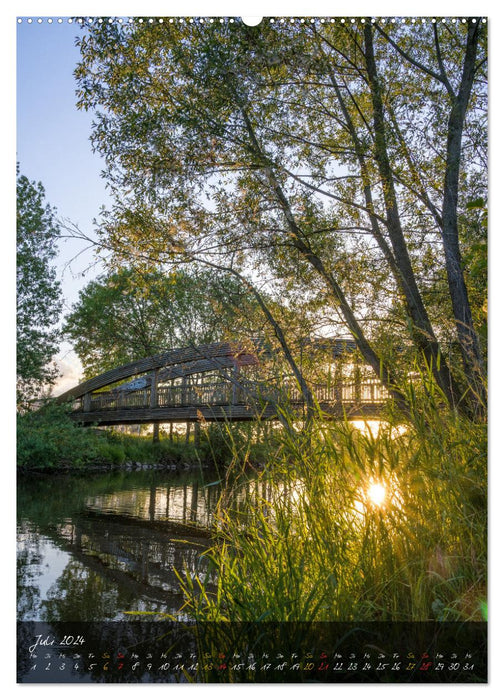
top-left (176, 383), bottom-right (487, 623)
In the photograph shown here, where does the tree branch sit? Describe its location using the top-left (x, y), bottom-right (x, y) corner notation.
top-left (375, 24), bottom-right (454, 99)
top-left (433, 23), bottom-right (456, 101)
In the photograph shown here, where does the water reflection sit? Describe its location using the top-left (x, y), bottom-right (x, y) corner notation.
top-left (18, 469), bottom-right (301, 624)
top-left (17, 471), bottom-right (223, 622)
top-left (85, 479), bottom-right (219, 528)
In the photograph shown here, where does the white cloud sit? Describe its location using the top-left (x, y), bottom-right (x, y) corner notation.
top-left (52, 352), bottom-right (83, 396)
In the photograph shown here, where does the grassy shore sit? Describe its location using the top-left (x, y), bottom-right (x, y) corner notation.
top-left (16, 402), bottom-right (272, 472)
top-left (175, 395), bottom-right (487, 623)
top-left (17, 390), bottom-right (487, 624)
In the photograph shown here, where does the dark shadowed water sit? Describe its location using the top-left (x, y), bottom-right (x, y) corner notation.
top-left (17, 469), bottom-right (232, 622)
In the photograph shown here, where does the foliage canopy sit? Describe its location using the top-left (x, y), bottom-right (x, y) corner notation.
top-left (74, 18), bottom-right (487, 417)
top-left (63, 266), bottom-right (268, 378)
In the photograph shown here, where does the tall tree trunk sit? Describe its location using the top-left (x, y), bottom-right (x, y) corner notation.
top-left (240, 109), bottom-right (411, 416)
top-left (363, 22), bottom-right (465, 412)
top-left (329, 71), bottom-right (465, 410)
top-left (440, 20), bottom-right (486, 405)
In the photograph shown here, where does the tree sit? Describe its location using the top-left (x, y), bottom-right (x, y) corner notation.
top-left (74, 18), bottom-right (487, 418)
top-left (63, 266), bottom-right (265, 378)
top-left (17, 169), bottom-right (62, 408)
top-left (63, 264), bottom-right (314, 439)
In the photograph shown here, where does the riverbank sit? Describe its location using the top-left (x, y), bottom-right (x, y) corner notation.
top-left (18, 459), bottom-right (215, 476)
top-left (17, 402), bottom-right (271, 473)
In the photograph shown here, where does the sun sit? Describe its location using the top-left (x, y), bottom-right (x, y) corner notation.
top-left (367, 482), bottom-right (387, 507)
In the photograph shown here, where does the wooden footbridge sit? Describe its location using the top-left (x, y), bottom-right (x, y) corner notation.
top-left (57, 341), bottom-right (390, 426)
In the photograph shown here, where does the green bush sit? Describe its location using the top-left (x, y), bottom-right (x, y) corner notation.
top-left (17, 402), bottom-right (101, 470)
top-left (16, 405), bottom-right (211, 471)
top-left (199, 422), bottom-right (272, 468)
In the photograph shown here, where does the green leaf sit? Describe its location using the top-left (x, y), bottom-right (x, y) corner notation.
top-left (466, 198), bottom-right (486, 210)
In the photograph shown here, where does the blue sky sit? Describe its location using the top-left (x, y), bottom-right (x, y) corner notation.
top-left (17, 18), bottom-right (110, 391)
top-left (17, 19), bottom-right (109, 302)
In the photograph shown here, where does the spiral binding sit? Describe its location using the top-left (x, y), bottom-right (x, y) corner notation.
top-left (16, 17), bottom-right (487, 26)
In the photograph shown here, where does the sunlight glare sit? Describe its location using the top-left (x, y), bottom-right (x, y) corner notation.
top-left (351, 420), bottom-right (408, 439)
top-left (367, 482), bottom-right (387, 507)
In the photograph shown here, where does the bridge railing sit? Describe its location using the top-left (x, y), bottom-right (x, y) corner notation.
top-left (284, 379), bottom-right (389, 405)
top-left (72, 377), bottom-right (390, 415)
top-left (157, 383), bottom-right (235, 407)
top-left (76, 382), bottom-right (241, 413)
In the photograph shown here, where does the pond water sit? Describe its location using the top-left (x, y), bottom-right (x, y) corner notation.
top-left (17, 468), bottom-right (237, 622)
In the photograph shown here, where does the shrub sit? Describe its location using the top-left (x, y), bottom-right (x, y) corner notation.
top-left (17, 402), bottom-right (101, 470)
top-left (96, 441), bottom-right (126, 465)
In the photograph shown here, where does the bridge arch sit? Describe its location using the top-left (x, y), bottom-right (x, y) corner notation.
top-left (58, 340), bottom-right (390, 426)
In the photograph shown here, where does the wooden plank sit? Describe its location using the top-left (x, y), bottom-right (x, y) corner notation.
top-left (69, 401), bottom-right (386, 426)
top-left (150, 369), bottom-right (158, 409)
top-left (70, 403), bottom-right (279, 425)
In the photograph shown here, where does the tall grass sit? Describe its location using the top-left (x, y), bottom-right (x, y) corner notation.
top-left (176, 384), bottom-right (487, 623)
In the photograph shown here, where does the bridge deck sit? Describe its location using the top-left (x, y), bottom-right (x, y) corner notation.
top-left (70, 403), bottom-right (385, 426)
top-left (61, 341), bottom-right (390, 426)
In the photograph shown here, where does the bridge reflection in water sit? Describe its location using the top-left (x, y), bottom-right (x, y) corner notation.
top-left (57, 340), bottom-right (391, 426)
top-left (17, 471), bottom-right (278, 622)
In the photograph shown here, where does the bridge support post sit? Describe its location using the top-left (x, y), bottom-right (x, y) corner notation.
top-left (232, 362), bottom-right (240, 404)
top-left (150, 369), bottom-right (158, 408)
top-left (83, 392), bottom-right (91, 413)
top-left (150, 369), bottom-right (159, 443)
